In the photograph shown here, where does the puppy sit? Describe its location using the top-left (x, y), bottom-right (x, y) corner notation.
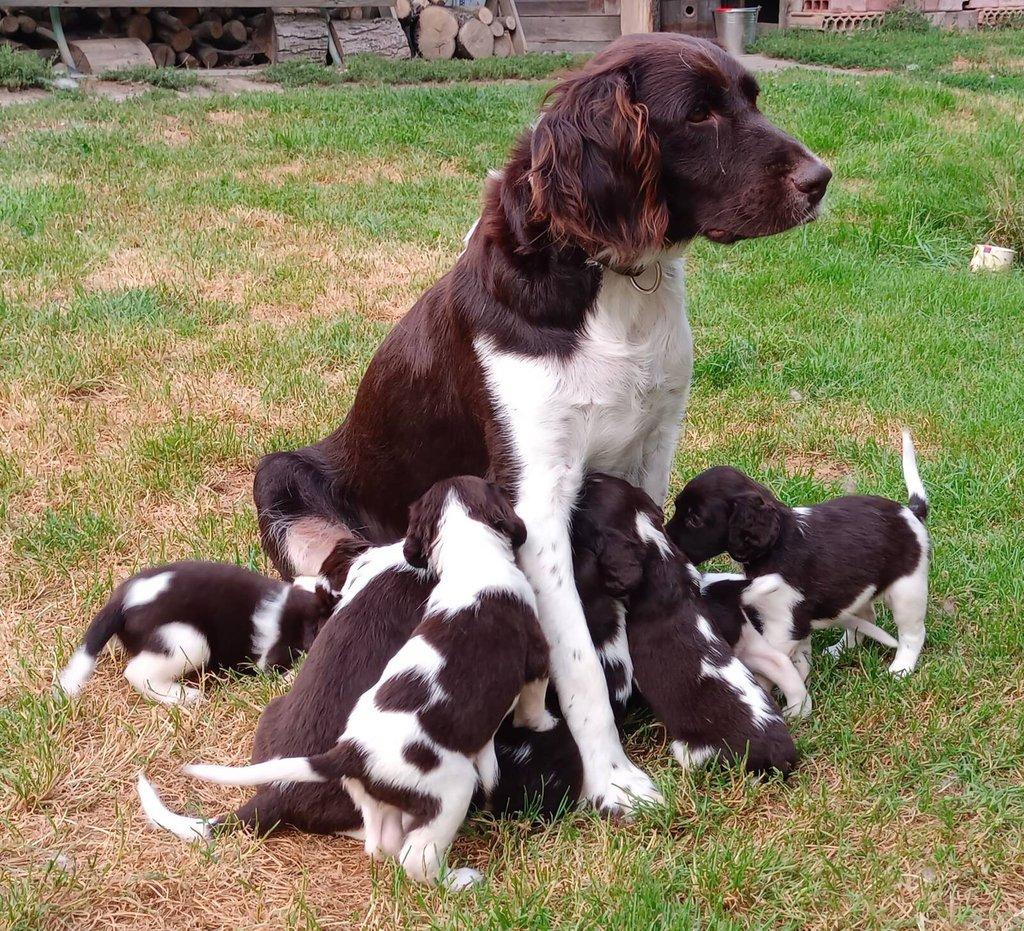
top-left (58, 561), bottom-right (336, 704)
top-left (667, 431), bottom-right (929, 676)
top-left (183, 477), bottom-right (554, 887)
top-left (577, 475), bottom-right (796, 776)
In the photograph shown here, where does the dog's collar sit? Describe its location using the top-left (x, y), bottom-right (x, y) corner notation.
top-left (593, 259), bottom-right (664, 293)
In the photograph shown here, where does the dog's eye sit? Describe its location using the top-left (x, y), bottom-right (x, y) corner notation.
top-left (688, 106), bottom-right (711, 124)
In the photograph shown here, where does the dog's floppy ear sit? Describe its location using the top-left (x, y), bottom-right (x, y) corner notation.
top-left (403, 489), bottom-right (445, 570)
top-left (596, 528), bottom-right (646, 597)
top-left (483, 482), bottom-right (527, 550)
top-left (528, 62), bottom-right (667, 268)
top-left (318, 535), bottom-right (371, 591)
top-left (727, 493), bottom-right (781, 564)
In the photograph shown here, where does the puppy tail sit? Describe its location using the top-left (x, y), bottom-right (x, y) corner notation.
top-left (185, 741), bottom-right (365, 788)
top-left (57, 597), bottom-right (125, 697)
top-left (901, 429), bottom-right (928, 523)
top-left (136, 773), bottom-right (214, 843)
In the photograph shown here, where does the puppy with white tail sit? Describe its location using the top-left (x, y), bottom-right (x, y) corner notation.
top-left (184, 477), bottom-right (555, 887)
top-left (57, 562), bottom-right (337, 705)
top-left (668, 430), bottom-right (930, 679)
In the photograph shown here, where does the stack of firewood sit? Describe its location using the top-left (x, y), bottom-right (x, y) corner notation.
top-left (398, 0), bottom-right (521, 60)
top-left (0, 6), bottom-right (270, 68)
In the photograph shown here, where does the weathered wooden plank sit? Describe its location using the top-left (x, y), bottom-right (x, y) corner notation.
top-left (25, 0), bottom-right (389, 8)
top-left (620, 0), bottom-right (657, 31)
top-left (519, 12), bottom-right (620, 41)
top-left (523, 37), bottom-right (611, 51)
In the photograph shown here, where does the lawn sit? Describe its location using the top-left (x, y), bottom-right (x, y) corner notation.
top-left (755, 21), bottom-right (1024, 96)
top-left (1, 62), bottom-right (1023, 930)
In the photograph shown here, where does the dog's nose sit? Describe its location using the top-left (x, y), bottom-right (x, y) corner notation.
top-left (792, 160), bottom-right (832, 204)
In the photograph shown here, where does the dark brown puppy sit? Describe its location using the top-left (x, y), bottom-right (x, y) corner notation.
top-left (582, 475), bottom-right (797, 776)
top-left (488, 476), bottom-right (796, 818)
top-left (666, 431), bottom-right (929, 676)
top-left (57, 561), bottom-right (336, 706)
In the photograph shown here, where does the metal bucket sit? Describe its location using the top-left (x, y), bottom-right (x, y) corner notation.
top-left (714, 7), bottom-right (760, 57)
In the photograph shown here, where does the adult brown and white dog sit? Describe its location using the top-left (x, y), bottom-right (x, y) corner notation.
top-left (253, 35), bottom-right (831, 814)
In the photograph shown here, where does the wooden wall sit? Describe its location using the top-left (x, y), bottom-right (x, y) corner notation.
top-left (516, 0), bottom-right (622, 53)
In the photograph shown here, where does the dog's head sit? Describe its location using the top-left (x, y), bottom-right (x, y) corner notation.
top-left (317, 533), bottom-right (372, 593)
top-left (403, 475), bottom-right (526, 571)
top-left (571, 474), bottom-right (672, 598)
top-left (667, 467), bottom-right (783, 566)
top-left (289, 576), bottom-right (344, 649)
top-left (526, 34), bottom-right (831, 269)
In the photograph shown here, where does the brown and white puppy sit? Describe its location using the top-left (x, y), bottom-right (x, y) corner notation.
top-left (667, 431), bottom-right (930, 677)
top-left (575, 475), bottom-right (797, 776)
top-left (57, 562), bottom-right (336, 705)
top-left (253, 35), bottom-right (830, 814)
top-left (181, 477), bottom-right (553, 888)
top-left (487, 475), bottom-right (796, 813)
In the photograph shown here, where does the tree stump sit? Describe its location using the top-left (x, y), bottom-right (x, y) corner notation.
top-left (492, 31), bottom-right (512, 57)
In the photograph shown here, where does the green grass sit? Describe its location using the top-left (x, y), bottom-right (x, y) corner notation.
top-left (263, 51), bottom-right (586, 87)
top-left (755, 21), bottom-right (1024, 95)
top-left (1, 62), bottom-right (1023, 930)
top-left (100, 65), bottom-right (201, 91)
top-left (0, 45), bottom-right (53, 91)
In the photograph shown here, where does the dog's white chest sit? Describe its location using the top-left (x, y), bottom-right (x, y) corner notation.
top-left (476, 258), bottom-right (692, 479)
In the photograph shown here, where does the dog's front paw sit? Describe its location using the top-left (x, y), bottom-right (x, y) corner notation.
top-left (440, 867), bottom-right (484, 891)
top-left (586, 759), bottom-right (663, 818)
top-left (783, 693), bottom-right (812, 720)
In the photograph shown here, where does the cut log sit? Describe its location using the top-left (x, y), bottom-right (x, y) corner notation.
top-left (504, 15), bottom-right (516, 30)
top-left (191, 19), bottom-right (224, 42)
top-left (330, 18), bottom-right (410, 59)
top-left (221, 18), bottom-right (248, 45)
top-left (153, 11), bottom-right (193, 52)
top-left (147, 41), bottom-right (175, 67)
top-left (348, 5), bottom-right (363, 19)
top-left (490, 19), bottom-right (503, 36)
top-left (414, 4), bottom-right (457, 59)
top-left (192, 42), bottom-right (219, 67)
top-left (258, 10), bottom-right (328, 63)
top-left (492, 30), bottom-right (511, 57)
top-left (172, 7), bottom-right (201, 27)
top-left (455, 13), bottom-right (493, 58)
top-left (394, 0), bottom-right (412, 19)
top-left (0, 14), bottom-right (18, 35)
top-left (476, 5), bottom-right (494, 24)
top-left (177, 50), bottom-right (200, 68)
top-left (125, 13), bottom-right (153, 43)
top-left (16, 14), bottom-right (35, 34)
top-left (67, 37), bottom-right (155, 74)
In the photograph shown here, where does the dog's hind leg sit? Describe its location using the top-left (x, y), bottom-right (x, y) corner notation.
top-left (737, 626), bottom-right (811, 719)
top-left (125, 625), bottom-right (210, 705)
top-left (399, 767), bottom-right (477, 886)
top-left (885, 577), bottom-right (927, 676)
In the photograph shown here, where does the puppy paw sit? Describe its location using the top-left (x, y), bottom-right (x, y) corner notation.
top-left (587, 760), bottom-right (664, 818)
top-left (440, 867), bottom-right (483, 891)
top-left (783, 694), bottom-right (812, 720)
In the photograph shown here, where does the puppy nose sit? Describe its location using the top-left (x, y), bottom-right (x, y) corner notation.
top-left (792, 160), bottom-right (832, 204)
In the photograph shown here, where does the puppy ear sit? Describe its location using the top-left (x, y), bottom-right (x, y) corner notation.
top-left (318, 535), bottom-right (370, 591)
top-left (727, 494), bottom-right (781, 564)
top-left (485, 483), bottom-right (527, 550)
top-left (403, 492), bottom-right (441, 570)
top-left (596, 528), bottom-right (646, 597)
top-left (528, 64), bottom-right (667, 268)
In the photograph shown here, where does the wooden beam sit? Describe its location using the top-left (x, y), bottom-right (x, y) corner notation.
top-left (620, 0), bottom-right (657, 32)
